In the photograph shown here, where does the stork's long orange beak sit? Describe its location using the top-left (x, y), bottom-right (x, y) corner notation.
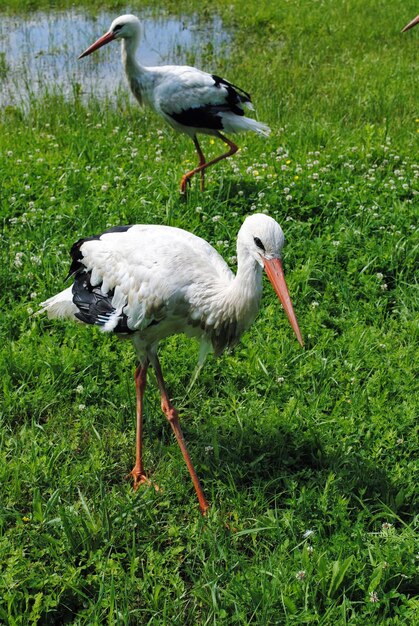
top-left (402, 15), bottom-right (419, 32)
top-left (79, 31), bottom-right (116, 59)
top-left (264, 258), bottom-right (304, 347)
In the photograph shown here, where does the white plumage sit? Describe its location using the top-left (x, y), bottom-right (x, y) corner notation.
top-left (39, 214), bottom-right (303, 513)
top-left (79, 14), bottom-right (270, 192)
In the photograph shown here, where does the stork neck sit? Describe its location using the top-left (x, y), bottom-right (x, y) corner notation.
top-left (121, 36), bottom-right (143, 74)
top-left (228, 245), bottom-right (263, 327)
top-left (235, 249), bottom-right (263, 298)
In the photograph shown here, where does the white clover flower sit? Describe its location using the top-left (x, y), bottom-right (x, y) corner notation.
top-left (14, 252), bottom-right (24, 268)
top-left (369, 592), bottom-right (379, 603)
top-left (295, 570), bottom-right (306, 581)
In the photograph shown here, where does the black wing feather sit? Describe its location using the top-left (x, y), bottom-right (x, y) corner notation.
top-left (72, 272), bottom-right (132, 334)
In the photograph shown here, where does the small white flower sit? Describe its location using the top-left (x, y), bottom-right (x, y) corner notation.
top-left (286, 195), bottom-right (292, 201)
top-left (76, 385), bottom-right (84, 394)
top-left (204, 446), bottom-right (214, 455)
top-left (78, 404), bottom-right (86, 411)
top-left (101, 184), bottom-right (109, 192)
top-left (295, 570), bottom-right (306, 581)
top-left (14, 252), bottom-right (24, 268)
top-left (310, 301), bottom-right (319, 309)
top-left (277, 376), bottom-right (285, 384)
top-left (369, 592), bottom-right (379, 603)
top-left (303, 529), bottom-right (315, 539)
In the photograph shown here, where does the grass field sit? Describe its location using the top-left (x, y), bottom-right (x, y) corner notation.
top-left (1, 0), bottom-right (418, 624)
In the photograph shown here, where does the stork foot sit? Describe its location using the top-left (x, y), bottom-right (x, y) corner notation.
top-left (129, 468), bottom-right (160, 492)
top-left (200, 502), bottom-right (209, 516)
top-left (180, 175), bottom-right (191, 195)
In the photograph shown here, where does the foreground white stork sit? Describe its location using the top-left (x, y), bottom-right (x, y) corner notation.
top-left (402, 15), bottom-right (419, 32)
top-left (79, 14), bottom-right (270, 193)
top-left (38, 214), bottom-right (303, 514)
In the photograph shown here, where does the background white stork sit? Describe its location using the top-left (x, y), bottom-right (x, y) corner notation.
top-left (402, 15), bottom-right (419, 32)
top-left (79, 14), bottom-right (270, 193)
top-left (38, 214), bottom-right (303, 514)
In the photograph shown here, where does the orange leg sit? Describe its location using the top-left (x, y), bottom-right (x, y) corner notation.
top-left (180, 132), bottom-right (239, 194)
top-left (152, 355), bottom-right (209, 515)
top-left (193, 136), bottom-right (206, 192)
top-left (130, 360), bottom-right (149, 489)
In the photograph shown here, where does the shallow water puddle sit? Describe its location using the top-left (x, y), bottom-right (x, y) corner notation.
top-left (0, 9), bottom-right (228, 107)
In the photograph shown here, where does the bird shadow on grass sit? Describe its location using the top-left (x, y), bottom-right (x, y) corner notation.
top-left (188, 420), bottom-right (413, 522)
top-left (217, 178), bottom-right (266, 205)
top-left (178, 176), bottom-right (266, 209)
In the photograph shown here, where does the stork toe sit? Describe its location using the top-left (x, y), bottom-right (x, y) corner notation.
top-left (129, 468), bottom-right (160, 492)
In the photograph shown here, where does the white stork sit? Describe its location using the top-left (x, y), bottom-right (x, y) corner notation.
top-left (79, 14), bottom-right (270, 193)
top-left (38, 214), bottom-right (303, 514)
top-left (402, 15), bottom-right (419, 32)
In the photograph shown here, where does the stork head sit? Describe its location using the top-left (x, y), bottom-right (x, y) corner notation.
top-left (238, 214), bottom-right (303, 346)
top-left (79, 15), bottom-right (141, 59)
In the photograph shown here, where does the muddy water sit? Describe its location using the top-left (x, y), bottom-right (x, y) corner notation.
top-left (0, 9), bottom-right (229, 107)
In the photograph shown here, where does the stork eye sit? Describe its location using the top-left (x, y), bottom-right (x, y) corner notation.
top-left (253, 237), bottom-right (265, 251)
top-left (113, 24), bottom-right (123, 32)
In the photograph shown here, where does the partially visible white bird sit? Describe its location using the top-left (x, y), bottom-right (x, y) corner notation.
top-left (79, 14), bottom-right (270, 193)
top-left (402, 15), bottom-right (419, 32)
top-left (38, 214), bottom-right (303, 514)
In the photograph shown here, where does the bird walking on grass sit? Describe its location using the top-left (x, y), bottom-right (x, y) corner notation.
top-left (38, 214), bottom-right (303, 514)
top-left (79, 14), bottom-right (270, 193)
